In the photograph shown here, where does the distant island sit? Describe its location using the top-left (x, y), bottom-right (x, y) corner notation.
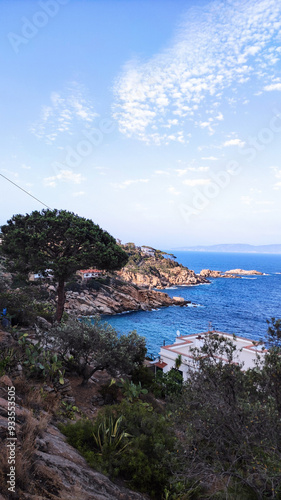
top-left (173, 244), bottom-right (281, 254)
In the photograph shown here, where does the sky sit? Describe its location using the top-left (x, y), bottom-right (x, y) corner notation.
top-left (1, 0), bottom-right (281, 248)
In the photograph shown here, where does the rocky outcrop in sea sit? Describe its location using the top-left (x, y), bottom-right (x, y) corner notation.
top-left (199, 268), bottom-right (263, 278)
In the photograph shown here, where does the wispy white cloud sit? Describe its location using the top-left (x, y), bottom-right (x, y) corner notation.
top-left (241, 195), bottom-right (253, 205)
top-left (31, 82), bottom-right (98, 143)
top-left (264, 83), bottom-right (281, 91)
top-left (112, 178), bottom-right (149, 189)
top-left (271, 166), bottom-right (281, 189)
top-left (44, 169), bottom-right (85, 187)
top-left (154, 170), bottom-right (170, 176)
top-left (201, 156), bottom-right (218, 161)
top-left (113, 0), bottom-right (281, 144)
top-left (175, 166), bottom-right (209, 176)
top-left (222, 138), bottom-right (245, 147)
top-left (72, 191), bottom-right (85, 197)
top-left (93, 166), bottom-right (109, 176)
top-left (1, 168), bottom-right (19, 178)
top-left (183, 178), bottom-right (210, 187)
top-left (168, 186), bottom-right (181, 196)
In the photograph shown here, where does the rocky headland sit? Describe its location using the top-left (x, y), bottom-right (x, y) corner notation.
top-left (116, 244), bottom-right (208, 289)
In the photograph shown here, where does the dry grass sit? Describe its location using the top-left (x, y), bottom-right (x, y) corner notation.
top-left (0, 410), bottom-right (60, 499)
top-left (14, 377), bottom-right (61, 416)
top-left (0, 375), bottom-right (62, 499)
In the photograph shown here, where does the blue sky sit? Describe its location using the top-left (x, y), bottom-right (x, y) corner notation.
top-left (1, 0), bottom-right (281, 248)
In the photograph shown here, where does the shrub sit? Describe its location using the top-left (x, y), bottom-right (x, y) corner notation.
top-left (49, 318), bottom-right (146, 384)
top-left (61, 400), bottom-right (176, 498)
top-left (131, 364), bottom-right (155, 389)
top-left (152, 369), bottom-right (183, 399)
top-left (0, 289), bottom-right (54, 326)
top-left (0, 346), bottom-right (18, 376)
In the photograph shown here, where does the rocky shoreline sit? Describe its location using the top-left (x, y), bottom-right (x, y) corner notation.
top-left (117, 266), bottom-right (208, 289)
top-left (64, 278), bottom-right (192, 316)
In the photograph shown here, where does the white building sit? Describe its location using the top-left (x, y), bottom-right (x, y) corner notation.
top-left (153, 331), bottom-right (266, 381)
top-left (141, 246), bottom-right (155, 256)
top-left (29, 269), bottom-right (53, 281)
top-left (76, 269), bottom-right (103, 281)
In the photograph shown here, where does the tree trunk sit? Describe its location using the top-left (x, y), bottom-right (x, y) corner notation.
top-left (56, 278), bottom-right (66, 323)
top-left (81, 365), bottom-right (104, 386)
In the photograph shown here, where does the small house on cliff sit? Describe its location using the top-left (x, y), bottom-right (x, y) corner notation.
top-left (29, 269), bottom-right (53, 281)
top-left (141, 246), bottom-right (155, 256)
top-left (76, 269), bottom-right (103, 281)
top-left (153, 331), bottom-right (266, 381)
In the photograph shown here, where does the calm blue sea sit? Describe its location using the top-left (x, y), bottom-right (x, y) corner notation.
top-left (102, 252), bottom-right (281, 357)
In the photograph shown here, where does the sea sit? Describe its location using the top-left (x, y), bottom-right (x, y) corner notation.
top-left (102, 252), bottom-right (281, 358)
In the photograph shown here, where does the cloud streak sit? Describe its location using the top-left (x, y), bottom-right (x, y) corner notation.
top-left (44, 169), bottom-right (85, 187)
top-left (112, 178), bottom-right (149, 189)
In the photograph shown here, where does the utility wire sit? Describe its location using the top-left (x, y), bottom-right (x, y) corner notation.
top-left (0, 173), bottom-right (51, 209)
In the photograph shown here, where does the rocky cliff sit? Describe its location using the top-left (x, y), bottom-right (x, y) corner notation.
top-left (64, 278), bottom-right (190, 316)
top-left (65, 280), bottom-right (187, 316)
top-left (116, 244), bottom-right (208, 289)
top-left (117, 266), bottom-right (207, 288)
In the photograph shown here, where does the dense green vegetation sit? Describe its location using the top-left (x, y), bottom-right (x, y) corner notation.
top-left (48, 317), bottom-right (147, 384)
top-left (121, 242), bottom-right (179, 275)
top-left (1, 216), bottom-right (281, 498)
top-left (61, 399), bottom-right (176, 498)
top-left (59, 326), bottom-right (281, 499)
top-left (1, 209), bottom-right (128, 321)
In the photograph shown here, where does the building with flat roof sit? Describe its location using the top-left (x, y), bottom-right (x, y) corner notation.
top-left (76, 269), bottom-right (103, 281)
top-left (153, 331), bottom-right (266, 381)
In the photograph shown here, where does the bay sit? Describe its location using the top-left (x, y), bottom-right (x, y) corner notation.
top-left (102, 252), bottom-right (281, 357)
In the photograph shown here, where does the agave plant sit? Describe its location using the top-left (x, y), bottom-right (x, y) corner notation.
top-left (93, 415), bottom-right (132, 456)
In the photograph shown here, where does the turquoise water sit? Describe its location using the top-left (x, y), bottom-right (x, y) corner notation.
top-left (102, 252), bottom-right (281, 357)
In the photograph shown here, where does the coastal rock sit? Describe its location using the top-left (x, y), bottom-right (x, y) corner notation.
top-left (65, 280), bottom-right (189, 316)
top-left (117, 266), bottom-right (208, 289)
top-left (225, 269), bottom-right (263, 275)
top-left (200, 269), bottom-right (222, 278)
top-left (199, 269), bottom-right (263, 279)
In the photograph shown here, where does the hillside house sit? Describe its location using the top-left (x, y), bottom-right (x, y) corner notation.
top-left (29, 269), bottom-right (53, 281)
top-left (141, 246), bottom-right (155, 256)
top-left (152, 331), bottom-right (266, 381)
top-left (76, 269), bottom-right (103, 281)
